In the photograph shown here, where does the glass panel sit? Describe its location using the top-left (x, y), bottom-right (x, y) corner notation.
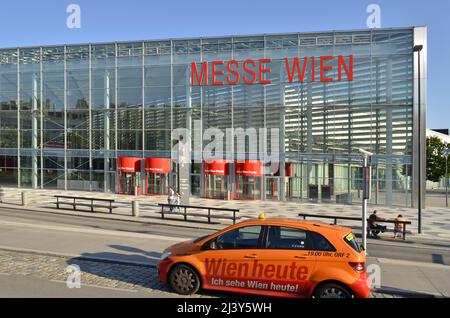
top-left (0, 168), bottom-right (18, 187)
top-left (0, 130), bottom-right (18, 148)
top-left (117, 130), bottom-right (142, 150)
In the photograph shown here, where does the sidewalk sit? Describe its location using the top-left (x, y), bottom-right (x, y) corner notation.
top-left (1, 187), bottom-right (450, 241)
top-left (1, 187), bottom-right (450, 242)
top-left (369, 257), bottom-right (450, 297)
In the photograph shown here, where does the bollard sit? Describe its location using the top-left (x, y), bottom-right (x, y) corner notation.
top-left (132, 200), bottom-right (140, 217)
top-left (22, 191), bottom-right (29, 207)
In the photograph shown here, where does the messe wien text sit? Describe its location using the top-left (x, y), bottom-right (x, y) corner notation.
top-left (191, 55), bottom-right (354, 86)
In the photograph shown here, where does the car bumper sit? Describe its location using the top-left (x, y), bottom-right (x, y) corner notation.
top-left (350, 272), bottom-right (371, 298)
top-left (157, 258), bottom-right (174, 284)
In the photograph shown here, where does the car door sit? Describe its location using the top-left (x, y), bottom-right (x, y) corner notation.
top-left (255, 226), bottom-right (317, 297)
top-left (195, 225), bottom-right (265, 293)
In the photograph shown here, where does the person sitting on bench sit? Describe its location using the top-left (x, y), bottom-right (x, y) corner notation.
top-left (368, 211), bottom-right (387, 239)
top-left (394, 214), bottom-right (407, 239)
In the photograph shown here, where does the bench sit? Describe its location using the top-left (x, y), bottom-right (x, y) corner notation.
top-left (158, 204), bottom-right (240, 224)
top-left (54, 196), bottom-right (117, 214)
top-left (298, 213), bottom-right (412, 240)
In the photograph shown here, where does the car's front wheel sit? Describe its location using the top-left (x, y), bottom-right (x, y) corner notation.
top-left (169, 264), bottom-right (201, 295)
top-left (314, 283), bottom-right (353, 298)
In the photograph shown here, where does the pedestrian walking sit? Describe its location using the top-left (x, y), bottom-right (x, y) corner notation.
top-left (167, 186), bottom-right (175, 212)
top-left (173, 192), bottom-right (181, 213)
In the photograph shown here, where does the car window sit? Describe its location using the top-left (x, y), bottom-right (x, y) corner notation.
top-left (216, 226), bottom-right (262, 250)
top-left (344, 232), bottom-right (361, 253)
top-left (266, 226), bottom-right (312, 250)
top-left (310, 231), bottom-right (336, 252)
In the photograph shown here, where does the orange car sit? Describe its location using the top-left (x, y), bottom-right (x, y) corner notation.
top-left (157, 217), bottom-right (371, 298)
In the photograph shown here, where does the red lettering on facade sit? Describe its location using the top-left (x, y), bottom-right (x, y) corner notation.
top-left (227, 60), bottom-right (240, 85)
top-left (243, 60), bottom-right (257, 84)
top-left (285, 57), bottom-right (309, 83)
top-left (190, 56), bottom-right (354, 86)
top-left (212, 61), bottom-right (224, 86)
top-left (191, 62), bottom-right (208, 86)
top-left (320, 56), bottom-right (334, 82)
top-left (338, 55), bottom-right (354, 81)
top-left (259, 58), bottom-right (272, 84)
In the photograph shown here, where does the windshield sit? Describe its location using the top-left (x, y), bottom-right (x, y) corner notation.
top-left (344, 232), bottom-right (362, 253)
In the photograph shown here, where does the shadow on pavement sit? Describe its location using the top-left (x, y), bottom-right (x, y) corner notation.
top-left (375, 286), bottom-right (438, 298)
top-left (64, 245), bottom-right (270, 297)
top-left (65, 245), bottom-right (163, 290)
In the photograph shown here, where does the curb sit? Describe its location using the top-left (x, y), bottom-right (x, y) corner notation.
top-left (0, 203), bottom-right (225, 231)
top-left (374, 287), bottom-right (442, 298)
top-left (0, 246), bottom-right (156, 268)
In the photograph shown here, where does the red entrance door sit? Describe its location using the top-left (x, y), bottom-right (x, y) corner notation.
top-left (235, 161), bottom-right (263, 200)
top-left (117, 157), bottom-right (142, 195)
top-left (204, 160), bottom-right (229, 199)
top-left (145, 158), bottom-right (171, 195)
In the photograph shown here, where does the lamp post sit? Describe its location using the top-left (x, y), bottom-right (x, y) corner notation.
top-left (413, 44), bottom-right (424, 234)
top-left (444, 148), bottom-right (449, 208)
top-left (359, 148), bottom-right (373, 254)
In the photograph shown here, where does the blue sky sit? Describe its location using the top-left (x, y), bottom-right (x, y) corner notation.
top-left (0, 0), bottom-right (448, 129)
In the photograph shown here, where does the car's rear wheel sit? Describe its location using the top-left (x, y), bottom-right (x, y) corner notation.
top-left (314, 283), bottom-right (353, 299)
top-left (169, 264), bottom-right (201, 295)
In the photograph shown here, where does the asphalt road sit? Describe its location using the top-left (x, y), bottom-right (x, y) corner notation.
top-left (0, 274), bottom-right (171, 298)
top-left (0, 207), bottom-right (449, 266)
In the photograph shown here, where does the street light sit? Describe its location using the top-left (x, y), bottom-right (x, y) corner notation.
top-left (413, 44), bottom-right (424, 234)
top-left (358, 148), bottom-right (373, 254)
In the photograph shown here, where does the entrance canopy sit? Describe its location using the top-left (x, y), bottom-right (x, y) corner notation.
top-left (204, 160), bottom-right (229, 176)
top-left (145, 158), bottom-right (171, 174)
top-left (235, 160), bottom-right (263, 177)
top-left (118, 157), bottom-right (141, 173)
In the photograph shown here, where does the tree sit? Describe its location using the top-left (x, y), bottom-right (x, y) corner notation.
top-left (426, 136), bottom-right (450, 182)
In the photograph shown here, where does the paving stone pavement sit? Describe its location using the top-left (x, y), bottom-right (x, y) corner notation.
top-left (0, 249), bottom-right (196, 297)
top-left (0, 249), bottom-right (398, 298)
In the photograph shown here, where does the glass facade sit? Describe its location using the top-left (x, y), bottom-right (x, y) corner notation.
top-left (0, 28), bottom-right (426, 207)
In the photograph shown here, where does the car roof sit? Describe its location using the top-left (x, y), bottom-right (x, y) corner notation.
top-left (238, 218), bottom-right (352, 234)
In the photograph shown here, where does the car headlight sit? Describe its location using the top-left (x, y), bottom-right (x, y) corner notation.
top-left (160, 251), bottom-right (172, 261)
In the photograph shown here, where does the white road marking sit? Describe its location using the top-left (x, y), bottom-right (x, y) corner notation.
top-left (376, 257), bottom-right (450, 270)
top-left (0, 220), bottom-right (189, 242)
top-left (50, 280), bottom-right (138, 293)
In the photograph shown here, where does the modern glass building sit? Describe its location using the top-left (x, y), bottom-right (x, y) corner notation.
top-left (0, 27), bottom-right (427, 208)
